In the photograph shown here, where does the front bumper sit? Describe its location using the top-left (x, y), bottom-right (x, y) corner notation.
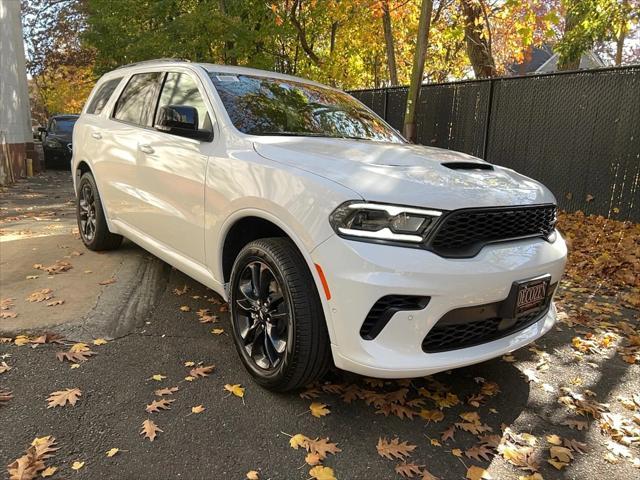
top-left (311, 232), bottom-right (567, 378)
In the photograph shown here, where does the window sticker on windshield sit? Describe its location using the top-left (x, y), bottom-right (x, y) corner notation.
top-left (216, 75), bottom-right (239, 82)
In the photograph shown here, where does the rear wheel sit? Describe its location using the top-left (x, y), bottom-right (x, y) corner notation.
top-left (76, 172), bottom-right (123, 251)
top-left (229, 238), bottom-right (332, 391)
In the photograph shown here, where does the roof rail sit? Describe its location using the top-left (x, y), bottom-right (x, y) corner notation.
top-left (114, 58), bottom-right (191, 70)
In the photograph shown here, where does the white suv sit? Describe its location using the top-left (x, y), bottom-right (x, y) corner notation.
top-left (73, 59), bottom-right (567, 391)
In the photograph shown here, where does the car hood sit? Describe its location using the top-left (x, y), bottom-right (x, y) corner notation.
top-left (253, 137), bottom-right (555, 210)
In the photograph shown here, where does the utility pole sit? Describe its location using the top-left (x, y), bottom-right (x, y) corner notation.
top-left (0, 0), bottom-right (35, 185)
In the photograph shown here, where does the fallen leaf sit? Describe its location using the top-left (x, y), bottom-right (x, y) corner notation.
top-left (41, 465), bottom-right (57, 477)
top-left (140, 419), bottom-right (162, 442)
top-left (246, 471), bottom-right (260, 480)
top-left (93, 338), bottom-right (108, 346)
top-left (191, 404), bottom-right (205, 414)
top-left (151, 374), bottom-right (167, 381)
top-left (377, 437), bottom-right (416, 460)
top-left (173, 285), bottom-right (188, 295)
top-left (154, 386), bottom-right (179, 396)
top-left (26, 289), bottom-right (54, 302)
top-left (71, 461), bottom-right (84, 470)
top-left (99, 277), bottom-right (116, 285)
top-left (225, 384), bottom-right (245, 398)
top-left (305, 452), bottom-right (321, 466)
top-left (47, 388), bottom-right (81, 408)
top-left (420, 409), bottom-right (444, 422)
top-left (211, 328), bottom-right (224, 335)
top-left (0, 361), bottom-right (11, 374)
top-left (309, 465), bottom-right (336, 480)
top-left (106, 448), bottom-right (119, 457)
top-left (466, 465), bottom-right (492, 480)
top-left (309, 402), bottom-right (330, 417)
top-left (145, 398), bottom-right (175, 413)
top-left (180, 305), bottom-right (191, 312)
top-left (546, 434), bottom-right (562, 445)
top-left (46, 299), bottom-right (64, 307)
top-left (56, 347), bottom-right (95, 363)
top-left (396, 463), bottom-right (422, 478)
top-left (190, 365), bottom-right (214, 378)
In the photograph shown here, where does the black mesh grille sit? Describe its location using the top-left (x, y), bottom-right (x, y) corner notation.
top-left (427, 205), bottom-right (557, 257)
top-left (361, 295), bottom-right (429, 340)
top-left (422, 308), bottom-right (547, 353)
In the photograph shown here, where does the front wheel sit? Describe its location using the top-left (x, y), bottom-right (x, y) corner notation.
top-left (76, 172), bottom-right (123, 251)
top-left (229, 238), bottom-right (332, 391)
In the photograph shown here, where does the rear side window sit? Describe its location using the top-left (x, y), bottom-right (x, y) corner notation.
top-left (157, 72), bottom-right (212, 131)
top-left (113, 72), bottom-right (163, 126)
top-left (86, 78), bottom-right (122, 115)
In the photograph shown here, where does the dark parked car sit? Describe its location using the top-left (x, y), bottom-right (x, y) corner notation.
top-left (40, 114), bottom-right (79, 168)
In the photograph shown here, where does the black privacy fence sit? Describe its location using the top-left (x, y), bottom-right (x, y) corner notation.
top-left (349, 66), bottom-right (640, 222)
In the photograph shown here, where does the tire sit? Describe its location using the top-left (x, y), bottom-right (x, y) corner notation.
top-left (76, 171), bottom-right (123, 251)
top-left (229, 238), bottom-right (332, 391)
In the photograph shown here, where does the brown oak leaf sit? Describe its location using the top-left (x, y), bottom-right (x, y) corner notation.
top-left (140, 419), bottom-right (162, 442)
top-left (376, 437), bottom-right (416, 461)
top-left (145, 398), bottom-right (175, 413)
top-left (47, 388), bottom-right (81, 408)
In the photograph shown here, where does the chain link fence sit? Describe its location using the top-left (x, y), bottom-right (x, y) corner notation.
top-left (350, 66), bottom-right (640, 222)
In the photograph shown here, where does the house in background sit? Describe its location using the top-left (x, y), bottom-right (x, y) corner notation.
top-left (507, 44), bottom-right (606, 75)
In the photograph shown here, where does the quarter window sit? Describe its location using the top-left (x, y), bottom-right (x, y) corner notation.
top-left (86, 78), bottom-right (122, 115)
top-left (157, 72), bottom-right (212, 132)
top-left (113, 72), bottom-right (163, 126)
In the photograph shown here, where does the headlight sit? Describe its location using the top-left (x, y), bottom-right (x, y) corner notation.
top-left (329, 201), bottom-right (443, 244)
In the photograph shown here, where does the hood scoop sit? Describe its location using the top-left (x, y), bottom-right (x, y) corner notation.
top-left (442, 161), bottom-right (494, 171)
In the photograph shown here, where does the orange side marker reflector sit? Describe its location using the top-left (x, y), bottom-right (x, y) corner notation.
top-left (314, 263), bottom-right (331, 301)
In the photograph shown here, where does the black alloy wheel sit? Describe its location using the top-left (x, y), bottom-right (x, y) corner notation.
top-left (229, 238), bottom-right (332, 391)
top-left (76, 172), bottom-right (123, 251)
top-left (78, 182), bottom-right (97, 243)
top-left (235, 260), bottom-right (290, 369)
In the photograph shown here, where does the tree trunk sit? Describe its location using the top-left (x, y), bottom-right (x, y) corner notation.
top-left (557, 7), bottom-right (581, 71)
top-left (381, 0), bottom-right (398, 86)
top-left (290, 0), bottom-right (321, 65)
top-left (460, 0), bottom-right (495, 78)
top-left (615, 0), bottom-right (629, 66)
top-left (403, 0), bottom-right (433, 142)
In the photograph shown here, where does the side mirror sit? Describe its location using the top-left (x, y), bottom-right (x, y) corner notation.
top-left (154, 105), bottom-right (212, 141)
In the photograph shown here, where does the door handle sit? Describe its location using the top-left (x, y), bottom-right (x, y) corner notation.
top-left (91, 132), bottom-right (102, 140)
top-left (139, 144), bottom-right (155, 154)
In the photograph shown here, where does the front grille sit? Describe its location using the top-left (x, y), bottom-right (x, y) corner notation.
top-left (421, 283), bottom-right (556, 353)
top-left (427, 205), bottom-right (557, 258)
top-left (360, 295), bottom-right (429, 340)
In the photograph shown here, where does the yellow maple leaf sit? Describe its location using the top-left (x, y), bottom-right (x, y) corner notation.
top-left (225, 384), bottom-right (245, 398)
top-left (151, 374), bottom-right (166, 381)
top-left (192, 404), bottom-right (205, 414)
top-left (14, 335), bottom-right (30, 346)
top-left (184, 376), bottom-right (195, 382)
top-left (211, 328), bottom-right (225, 335)
top-left (180, 305), bottom-right (191, 312)
top-left (309, 465), bottom-right (336, 480)
top-left (309, 402), bottom-right (330, 418)
top-left (466, 465), bottom-right (492, 480)
top-left (430, 438), bottom-right (441, 447)
top-left (106, 448), bottom-right (119, 457)
top-left (184, 361), bottom-right (195, 367)
top-left (41, 466), bottom-right (57, 477)
top-left (71, 461), bottom-right (85, 470)
top-left (290, 434), bottom-right (308, 449)
top-left (452, 448), bottom-right (463, 457)
top-left (70, 342), bottom-right (90, 353)
top-left (93, 338), bottom-right (108, 346)
top-left (246, 471), bottom-right (260, 480)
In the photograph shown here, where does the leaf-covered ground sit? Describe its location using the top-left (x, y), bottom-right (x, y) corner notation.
top-left (1, 174), bottom-right (639, 479)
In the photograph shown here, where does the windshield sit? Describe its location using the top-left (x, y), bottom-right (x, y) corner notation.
top-left (208, 72), bottom-right (403, 143)
top-left (53, 118), bottom-right (77, 134)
